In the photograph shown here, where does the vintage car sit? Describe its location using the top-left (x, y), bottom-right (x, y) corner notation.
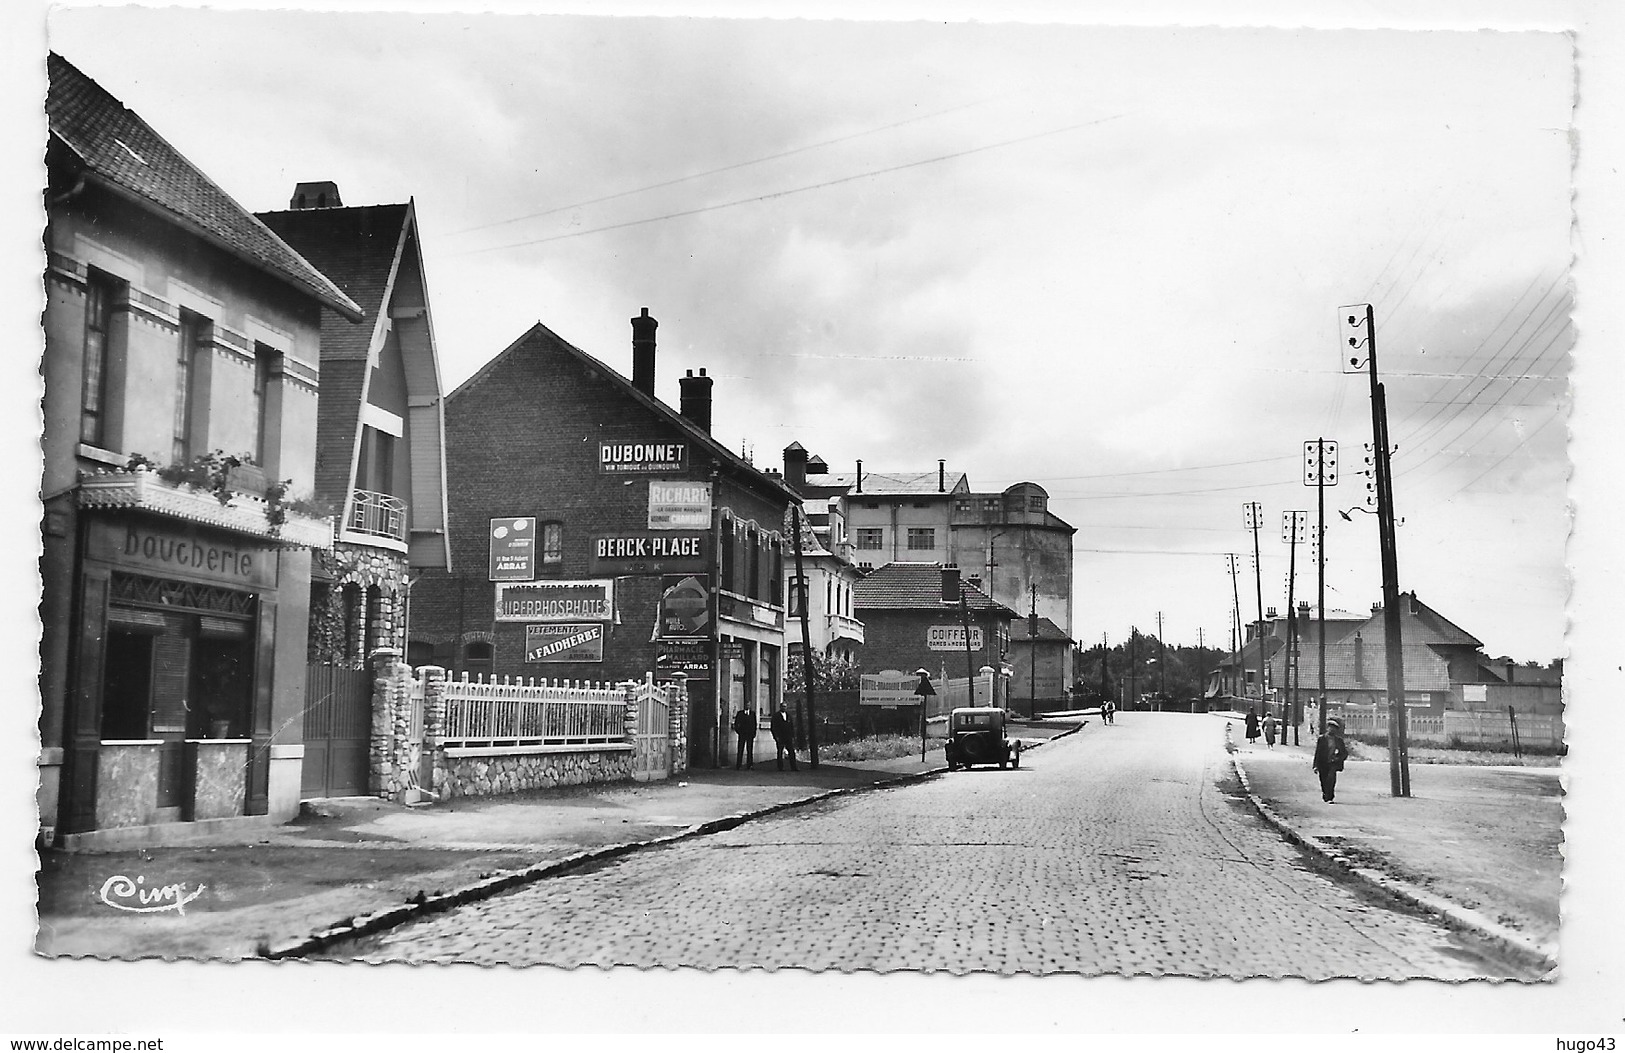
top-left (944, 707), bottom-right (1021, 770)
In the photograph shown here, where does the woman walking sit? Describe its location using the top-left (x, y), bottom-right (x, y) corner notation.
top-left (1245, 707), bottom-right (1260, 746)
top-left (1263, 712), bottom-right (1278, 748)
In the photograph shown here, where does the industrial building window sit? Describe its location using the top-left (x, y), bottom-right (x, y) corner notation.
top-left (855, 528), bottom-right (883, 550)
top-left (907, 527), bottom-right (936, 550)
top-left (1028, 495), bottom-right (1045, 511)
top-left (80, 268), bottom-right (121, 446)
top-left (540, 521), bottom-right (563, 566)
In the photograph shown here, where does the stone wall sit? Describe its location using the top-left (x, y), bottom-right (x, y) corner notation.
top-left (368, 654), bottom-right (417, 800)
top-left (434, 747), bottom-right (635, 799)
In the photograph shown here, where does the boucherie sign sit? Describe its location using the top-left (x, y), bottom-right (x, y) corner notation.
top-left (600, 441), bottom-right (686, 473)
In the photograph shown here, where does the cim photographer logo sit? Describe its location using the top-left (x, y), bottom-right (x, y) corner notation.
top-left (97, 874), bottom-right (206, 915)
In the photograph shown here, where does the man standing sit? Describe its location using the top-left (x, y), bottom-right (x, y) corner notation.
top-left (1312, 718), bottom-right (1349, 803)
top-left (732, 706), bottom-right (757, 770)
top-left (770, 704), bottom-right (798, 771)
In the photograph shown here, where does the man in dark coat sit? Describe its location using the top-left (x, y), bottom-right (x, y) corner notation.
top-left (770, 704), bottom-right (798, 771)
top-left (1312, 718), bottom-right (1349, 803)
top-left (732, 706), bottom-right (757, 770)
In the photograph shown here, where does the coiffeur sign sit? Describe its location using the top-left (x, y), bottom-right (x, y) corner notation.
top-left (495, 580), bottom-right (613, 622)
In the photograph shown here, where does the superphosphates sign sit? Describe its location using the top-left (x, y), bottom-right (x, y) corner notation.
top-left (525, 623), bottom-right (605, 663)
top-left (495, 580), bottom-right (613, 622)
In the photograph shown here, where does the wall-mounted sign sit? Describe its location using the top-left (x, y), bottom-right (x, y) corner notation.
top-left (525, 623), bottom-right (605, 663)
top-left (495, 579), bottom-right (613, 622)
top-left (860, 670), bottom-right (921, 708)
top-left (489, 517), bottom-right (536, 581)
top-left (88, 519), bottom-right (276, 588)
top-left (590, 533), bottom-right (707, 575)
top-left (719, 640), bottom-right (744, 661)
top-left (648, 480), bottom-right (712, 529)
top-left (600, 441), bottom-right (686, 474)
top-left (656, 638), bottom-right (712, 679)
top-left (718, 593), bottom-right (782, 629)
top-left (657, 574), bottom-right (710, 639)
top-left (927, 624), bottom-right (985, 651)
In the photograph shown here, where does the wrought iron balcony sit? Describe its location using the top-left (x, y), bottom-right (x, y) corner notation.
top-left (346, 488), bottom-right (408, 545)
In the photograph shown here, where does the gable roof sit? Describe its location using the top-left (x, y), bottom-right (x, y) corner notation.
top-left (823, 470), bottom-right (970, 496)
top-left (1401, 593), bottom-right (1482, 649)
top-left (853, 563), bottom-right (1017, 617)
top-left (452, 321), bottom-right (798, 505)
top-left (46, 53), bottom-right (361, 321)
top-left (1010, 615), bottom-right (1072, 643)
top-left (256, 202), bottom-right (411, 362)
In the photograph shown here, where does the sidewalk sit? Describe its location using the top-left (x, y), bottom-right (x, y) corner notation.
top-left (36, 724), bottom-right (1077, 961)
top-left (1228, 731), bottom-right (1562, 968)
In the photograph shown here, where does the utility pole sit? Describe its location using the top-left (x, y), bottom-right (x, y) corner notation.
top-left (1127, 628), bottom-right (1136, 710)
top-left (1156, 611), bottom-right (1166, 703)
top-left (1281, 510), bottom-right (1306, 742)
top-left (1303, 439), bottom-right (1339, 738)
top-left (1028, 583), bottom-right (1039, 719)
top-left (1243, 503), bottom-right (1267, 715)
top-left (791, 506), bottom-right (820, 769)
top-left (1100, 631), bottom-right (1109, 704)
top-left (1342, 304), bottom-right (1410, 797)
top-left (1226, 554), bottom-right (1243, 698)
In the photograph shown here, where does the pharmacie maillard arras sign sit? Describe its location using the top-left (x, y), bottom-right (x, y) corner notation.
top-left (494, 579), bottom-right (614, 622)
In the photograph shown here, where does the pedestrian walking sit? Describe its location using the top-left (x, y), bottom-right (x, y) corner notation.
top-left (770, 704), bottom-right (798, 771)
top-left (732, 706), bottom-right (757, 769)
top-left (1263, 712), bottom-right (1277, 748)
top-left (1312, 718), bottom-right (1349, 803)
top-left (1245, 707), bottom-right (1260, 745)
top-left (1102, 699), bottom-right (1115, 725)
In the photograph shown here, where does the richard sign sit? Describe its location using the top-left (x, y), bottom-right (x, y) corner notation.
top-left (648, 480), bottom-right (711, 529)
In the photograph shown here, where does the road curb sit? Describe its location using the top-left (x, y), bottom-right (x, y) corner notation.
top-left (259, 763), bottom-right (949, 960)
top-left (1225, 726), bottom-right (1557, 977)
top-left (262, 724), bottom-right (1090, 960)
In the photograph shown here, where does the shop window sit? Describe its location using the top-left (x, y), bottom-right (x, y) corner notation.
top-left (907, 527), bottom-right (936, 550)
top-left (80, 268), bottom-right (122, 447)
top-left (1028, 494), bottom-right (1045, 512)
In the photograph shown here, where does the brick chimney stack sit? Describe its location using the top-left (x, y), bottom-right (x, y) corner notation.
top-left (938, 459), bottom-right (946, 492)
top-left (783, 442), bottom-right (809, 489)
top-left (631, 307), bottom-right (657, 396)
top-left (679, 369), bottom-right (713, 433)
top-left (941, 564), bottom-right (961, 604)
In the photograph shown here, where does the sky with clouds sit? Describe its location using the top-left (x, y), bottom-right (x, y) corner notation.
top-left (41, 4), bottom-right (1576, 661)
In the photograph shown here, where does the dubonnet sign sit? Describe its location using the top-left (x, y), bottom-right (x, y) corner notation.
top-left (600, 441), bottom-right (686, 474)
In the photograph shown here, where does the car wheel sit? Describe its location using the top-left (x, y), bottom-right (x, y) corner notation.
top-left (1012, 749), bottom-right (1021, 770)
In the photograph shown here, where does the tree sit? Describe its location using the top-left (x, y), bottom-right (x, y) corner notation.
top-left (785, 649), bottom-right (859, 694)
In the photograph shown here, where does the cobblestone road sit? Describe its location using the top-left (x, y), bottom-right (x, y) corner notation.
top-left (334, 713), bottom-right (1536, 978)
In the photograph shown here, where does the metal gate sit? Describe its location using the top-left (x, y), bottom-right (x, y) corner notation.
top-left (632, 678), bottom-right (671, 782)
top-left (302, 664), bottom-right (373, 798)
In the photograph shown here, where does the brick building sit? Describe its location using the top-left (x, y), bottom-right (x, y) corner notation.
top-left (257, 185), bottom-right (453, 798)
top-left (409, 311), bottom-right (797, 767)
top-left (853, 563), bottom-right (1016, 696)
top-left (40, 55), bottom-right (359, 845)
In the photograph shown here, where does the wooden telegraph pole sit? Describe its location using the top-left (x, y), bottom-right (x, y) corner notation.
top-left (1243, 503), bottom-right (1267, 715)
top-left (791, 505), bottom-right (820, 769)
top-left (1341, 304), bottom-right (1410, 797)
top-left (1303, 439), bottom-right (1339, 737)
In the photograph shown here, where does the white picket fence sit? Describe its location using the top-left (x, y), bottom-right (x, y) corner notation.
top-left (1334, 705), bottom-right (1564, 749)
top-left (440, 674), bottom-right (626, 748)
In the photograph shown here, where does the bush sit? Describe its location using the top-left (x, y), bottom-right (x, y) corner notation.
top-left (812, 734), bottom-right (925, 763)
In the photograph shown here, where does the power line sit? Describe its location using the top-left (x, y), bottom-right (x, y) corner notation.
top-left (440, 95), bottom-right (1008, 238)
top-left (443, 112), bottom-right (1127, 256)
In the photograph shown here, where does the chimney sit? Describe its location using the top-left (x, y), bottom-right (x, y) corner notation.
top-left (290, 180), bottom-right (342, 209)
top-left (679, 368), bottom-right (713, 433)
top-left (938, 459), bottom-right (946, 492)
top-left (1298, 600), bottom-right (1310, 613)
top-left (966, 574), bottom-right (984, 592)
top-left (783, 442), bottom-right (809, 489)
top-left (1505, 660), bottom-right (1516, 685)
top-left (1354, 632), bottom-right (1364, 682)
top-left (806, 455), bottom-right (828, 476)
top-left (855, 459), bottom-right (863, 494)
top-left (1371, 602), bottom-right (1383, 615)
top-left (631, 308), bottom-right (657, 396)
top-left (1266, 606), bottom-right (1278, 620)
top-left (940, 564), bottom-right (961, 604)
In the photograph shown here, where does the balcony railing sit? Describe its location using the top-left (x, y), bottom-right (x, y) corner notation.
top-left (346, 488), bottom-right (407, 543)
top-left (826, 612), bottom-right (866, 645)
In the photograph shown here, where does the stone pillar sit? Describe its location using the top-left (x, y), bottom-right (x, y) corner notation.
top-left (621, 679), bottom-right (641, 743)
top-left (368, 648), bottom-right (405, 799)
top-left (669, 679), bottom-right (689, 776)
top-left (419, 665), bottom-right (449, 799)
